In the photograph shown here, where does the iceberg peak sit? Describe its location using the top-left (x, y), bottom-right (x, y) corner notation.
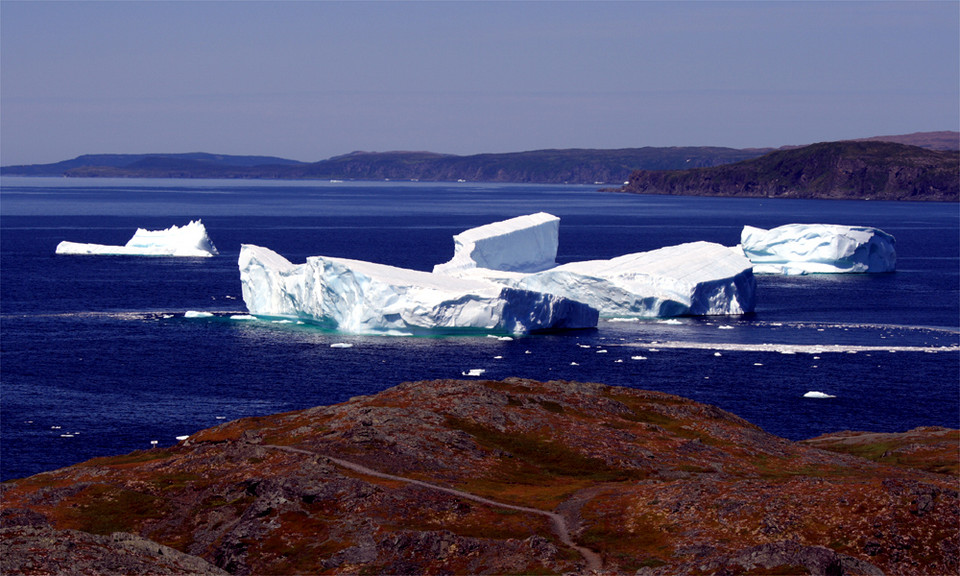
top-left (434, 212), bottom-right (559, 274)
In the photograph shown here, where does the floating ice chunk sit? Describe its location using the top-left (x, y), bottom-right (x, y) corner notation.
top-left (451, 242), bottom-right (755, 318)
top-left (435, 215), bottom-right (755, 318)
top-left (239, 244), bottom-right (598, 335)
top-left (230, 314), bottom-right (256, 321)
top-left (513, 241), bottom-right (756, 317)
top-left (330, 342), bottom-right (354, 349)
top-left (462, 368), bottom-right (486, 376)
top-left (741, 224), bottom-right (896, 274)
top-left (176, 435), bottom-right (190, 441)
top-left (718, 325), bottom-right (734, 330)
top-left (56, 220), bottom-right (218, 257)
top-left (803, 391), bottom-right (836, 399)
top-left (433, 212), bottom-right (560, 274)
top-left (184, 311), bottom-right (214, 318)
top-left (631, 355), bottom-right (647, 360)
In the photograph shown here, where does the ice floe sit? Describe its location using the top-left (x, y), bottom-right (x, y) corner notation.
top-left (184, 311), bottom-right (214, 318)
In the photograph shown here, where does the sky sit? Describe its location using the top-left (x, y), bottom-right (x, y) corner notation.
top-left (2, 1), bottom-right (958, 166)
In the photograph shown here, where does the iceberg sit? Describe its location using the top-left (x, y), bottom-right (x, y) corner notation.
top-left (56, 220), bottom-right (218, 257)
top-left (238, 244), bottom-right (598, 335)
top-left (507, 241), bottom-right (756, 317)
top-left (433, 212), bottom-right (560, 274)
top-left (740, 224), bottom-right (895, 275)
top-left (435, 214), bottom-right (756, 318)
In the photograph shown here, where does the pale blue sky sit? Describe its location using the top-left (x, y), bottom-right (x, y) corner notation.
top-left (2, 1), bottom-right (958, 165)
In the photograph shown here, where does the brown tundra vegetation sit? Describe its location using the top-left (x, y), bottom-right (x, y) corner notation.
top-left (2, 378), bottom-right (957, 575)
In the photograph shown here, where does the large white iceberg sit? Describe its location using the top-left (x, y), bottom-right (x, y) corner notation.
top-left (56, 220), bottom-right (218, 257)
top-left (433, 212), bottom-right (560, 274)
top-left (741, 224), bottom-right (896, 275)
top-left (435, 216), bottom-right (756, 318)
top-left (239, 244), bottom-right (598, 335)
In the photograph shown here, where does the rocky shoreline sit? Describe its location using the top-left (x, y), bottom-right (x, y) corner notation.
top-left (2, 378), bottom-right (957, 575)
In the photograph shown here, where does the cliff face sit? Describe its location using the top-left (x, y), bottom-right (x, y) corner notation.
top-left (620, 141), bottom-right (960, 201)
top-left (2, 378), bottom-right (957, 575)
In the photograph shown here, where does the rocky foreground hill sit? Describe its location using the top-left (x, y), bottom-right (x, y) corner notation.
top-left (2, 378), bottom-right (957, 575)
top-left (618, 141), bottom-right (959, 201)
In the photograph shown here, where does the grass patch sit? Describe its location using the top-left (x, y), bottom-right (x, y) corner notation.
top-left (83, 449), bottom-right (175, 469)
top-left (445, 416), bottom-right (632, 483)
top-left (59, 484), bottom-right (166, 534)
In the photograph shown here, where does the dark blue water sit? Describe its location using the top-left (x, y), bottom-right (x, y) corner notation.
top-left (2, 177), bottom-right (958, 481)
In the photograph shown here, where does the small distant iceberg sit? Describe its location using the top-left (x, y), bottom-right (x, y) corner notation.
top-left (741, 224), bottom-right (895, 275)
top-left (184, 311), bottom-right (214, 318)
top-left (803, 391), bottom-right (837, 399)
top-left (56, 220), bottom-right (218, 257)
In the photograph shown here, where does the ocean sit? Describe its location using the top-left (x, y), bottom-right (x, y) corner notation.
top-left (1, 177), bottom-right (958, 481)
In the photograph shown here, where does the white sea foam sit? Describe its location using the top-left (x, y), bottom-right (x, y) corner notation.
top-left (620, 341), bottom-right (958, 354)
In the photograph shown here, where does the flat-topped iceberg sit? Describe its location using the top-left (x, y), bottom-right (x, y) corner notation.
top-left (435, 215), bottom-right (756, 318)
top-left (56, 220), bottom-right (218, 257)
top-left (433, 212), bottom-right (560, 274)
top-left (239, 244), bottom-right (598, 335)
top-left (511, 241), bottom-right (755, 317)
top-left (741, 224), bottom-right (896, 275)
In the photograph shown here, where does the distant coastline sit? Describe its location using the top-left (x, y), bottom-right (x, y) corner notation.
top-left (2, 131), bottom-right (956, 201)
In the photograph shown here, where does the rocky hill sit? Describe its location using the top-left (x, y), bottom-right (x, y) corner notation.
top-left (1, 147), bottom-right (767, 185)
top-left (2, 378), bottom-right (956, 575)
top-left (618, 141), bottom-right (959, 201)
